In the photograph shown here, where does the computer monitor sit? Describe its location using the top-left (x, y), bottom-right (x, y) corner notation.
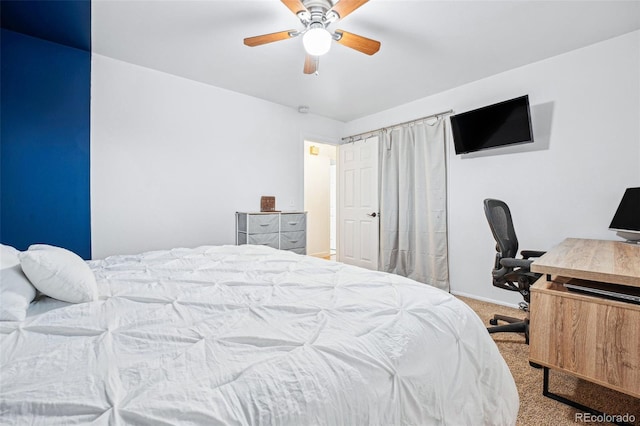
top-left (609, 187), bottom-right (640, 243)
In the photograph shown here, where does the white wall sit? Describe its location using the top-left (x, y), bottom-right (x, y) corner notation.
top-left (344, 31), bottom-right (640, 306)
top-left (91, 54), bottom-right (344, 259)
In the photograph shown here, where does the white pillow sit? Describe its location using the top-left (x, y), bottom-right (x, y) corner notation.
top-left (19, 244), bottom-right (98, 304)
top-left (1, 244), bottom-right (37, 321)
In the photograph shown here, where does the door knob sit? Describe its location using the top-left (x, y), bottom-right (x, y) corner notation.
top-left (367, 212), bottom-right (377, 217)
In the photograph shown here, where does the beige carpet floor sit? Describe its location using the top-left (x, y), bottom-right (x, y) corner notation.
top-left (458, 296), bottom-right (640, 426)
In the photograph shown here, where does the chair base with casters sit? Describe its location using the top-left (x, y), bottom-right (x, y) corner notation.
top-left (488, 313), bottom-right (530, 344)
top-left (487, 267), bottom-right (537, 343)
top-left (483, 198), bottom-right (546, 344)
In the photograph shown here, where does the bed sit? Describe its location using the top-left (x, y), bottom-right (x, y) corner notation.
top-left (1, 244), bottom-right (518, 425)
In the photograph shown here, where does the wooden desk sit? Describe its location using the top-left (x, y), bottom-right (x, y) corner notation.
top-left (530, 238), bottom-right (640, 407)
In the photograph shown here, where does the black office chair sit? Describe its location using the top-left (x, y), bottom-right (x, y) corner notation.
top-left (483, 199), bottom-right (546, 344)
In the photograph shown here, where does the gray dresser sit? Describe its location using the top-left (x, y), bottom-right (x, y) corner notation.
top-left (235, 212), bottom-right (307, 255)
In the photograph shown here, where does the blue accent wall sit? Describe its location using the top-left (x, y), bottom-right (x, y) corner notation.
top-left (1, 0), bottom-right (91, 51)
top-left (1, 28), bottom-right (92, 258)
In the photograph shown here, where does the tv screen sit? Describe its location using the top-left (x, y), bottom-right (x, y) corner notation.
top-left (609, 187), bottom-right (640, 239)
top-left (450, 95), bottom-right (534, 154)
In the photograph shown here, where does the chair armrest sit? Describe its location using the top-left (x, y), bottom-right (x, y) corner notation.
top-left (500, 258), bottom-right (533, 269)
top-left (521, 250), bottom-right (546, 259)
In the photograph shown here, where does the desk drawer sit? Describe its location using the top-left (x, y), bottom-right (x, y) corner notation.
top-left (280, 213), bottom-right (306, 232)
top-left (530, 281), bottom-right (640, 397)
top-left (280, 231), bottom-right (306, 250)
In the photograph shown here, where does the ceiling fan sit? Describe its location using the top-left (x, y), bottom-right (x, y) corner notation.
top-left (243, 0), bottom-right (381, 75)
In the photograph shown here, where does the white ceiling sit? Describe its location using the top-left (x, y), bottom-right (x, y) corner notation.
top-left (92, 0), bottom-right (640, 122)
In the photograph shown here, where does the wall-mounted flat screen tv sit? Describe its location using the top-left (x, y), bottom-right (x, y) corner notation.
top-left (451, 95), bottom-right (534, 155)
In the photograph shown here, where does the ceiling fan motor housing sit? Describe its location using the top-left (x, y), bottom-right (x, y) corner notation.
top-left (302, 0), bottom-right (334, 12)
top-left (301, 0), bottom-right (335, 25)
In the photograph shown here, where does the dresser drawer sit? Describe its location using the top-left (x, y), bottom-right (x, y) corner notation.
top-left (246, 232), bottom-right (279, 249)
top-left (280, 213), bottom-right (306, 232)
top-left (247, 214), bottom-right (279, 234)
top-left (287, 247), bottom-right (306, 255)
top-left (236, 212), bottom-right (306, 252)
top-left (280, 231), bottom-right (306, 250)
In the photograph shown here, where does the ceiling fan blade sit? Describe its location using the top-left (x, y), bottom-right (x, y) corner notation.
top-left (328, 0), bottom-right (369, 20)
top-left (244, 30), bottom-right (296, 47)
top-left (281, 0), bottom-right (308, 15)
top-left (304, 54), bottom-right (319, 74)
top-left (335, 30), bottom-right (380, 55)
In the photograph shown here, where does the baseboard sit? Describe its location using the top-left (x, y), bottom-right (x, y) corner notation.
top-left (450, 291), bottom-right (520, 309)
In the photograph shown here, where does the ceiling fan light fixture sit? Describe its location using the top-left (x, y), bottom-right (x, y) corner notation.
top-left (303, 27), bottom-right (332, 56)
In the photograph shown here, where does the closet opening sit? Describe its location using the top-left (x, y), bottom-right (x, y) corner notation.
top-left (303, 140), bottom-right (337, 260)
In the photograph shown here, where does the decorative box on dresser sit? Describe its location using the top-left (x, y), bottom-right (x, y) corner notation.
top-left (236, 212), bottom-right (307, 255)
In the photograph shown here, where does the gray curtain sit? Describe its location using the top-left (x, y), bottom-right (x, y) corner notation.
top-left (379, 118), bottom-right (449, 291)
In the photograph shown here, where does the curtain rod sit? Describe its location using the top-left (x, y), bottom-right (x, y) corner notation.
top-left (342, 109), bottom-right (454, 143)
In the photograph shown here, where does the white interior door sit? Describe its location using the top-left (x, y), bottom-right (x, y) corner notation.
top-left (337, 136), bottom-right (379, 269)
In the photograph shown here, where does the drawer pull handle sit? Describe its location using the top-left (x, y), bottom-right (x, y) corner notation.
top-left (290, 240), bottom-right (298, 243)
top-left (288, 222), bottom-right (298, 225)
top-left (259, 224), bottom-right (269, 227)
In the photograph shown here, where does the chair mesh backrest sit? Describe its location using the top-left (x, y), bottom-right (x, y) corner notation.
top-left (484, 199), bottom-right (519, 258)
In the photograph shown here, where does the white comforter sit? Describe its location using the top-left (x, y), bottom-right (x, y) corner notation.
top-left (0, 245), bottom-right (518, 425)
